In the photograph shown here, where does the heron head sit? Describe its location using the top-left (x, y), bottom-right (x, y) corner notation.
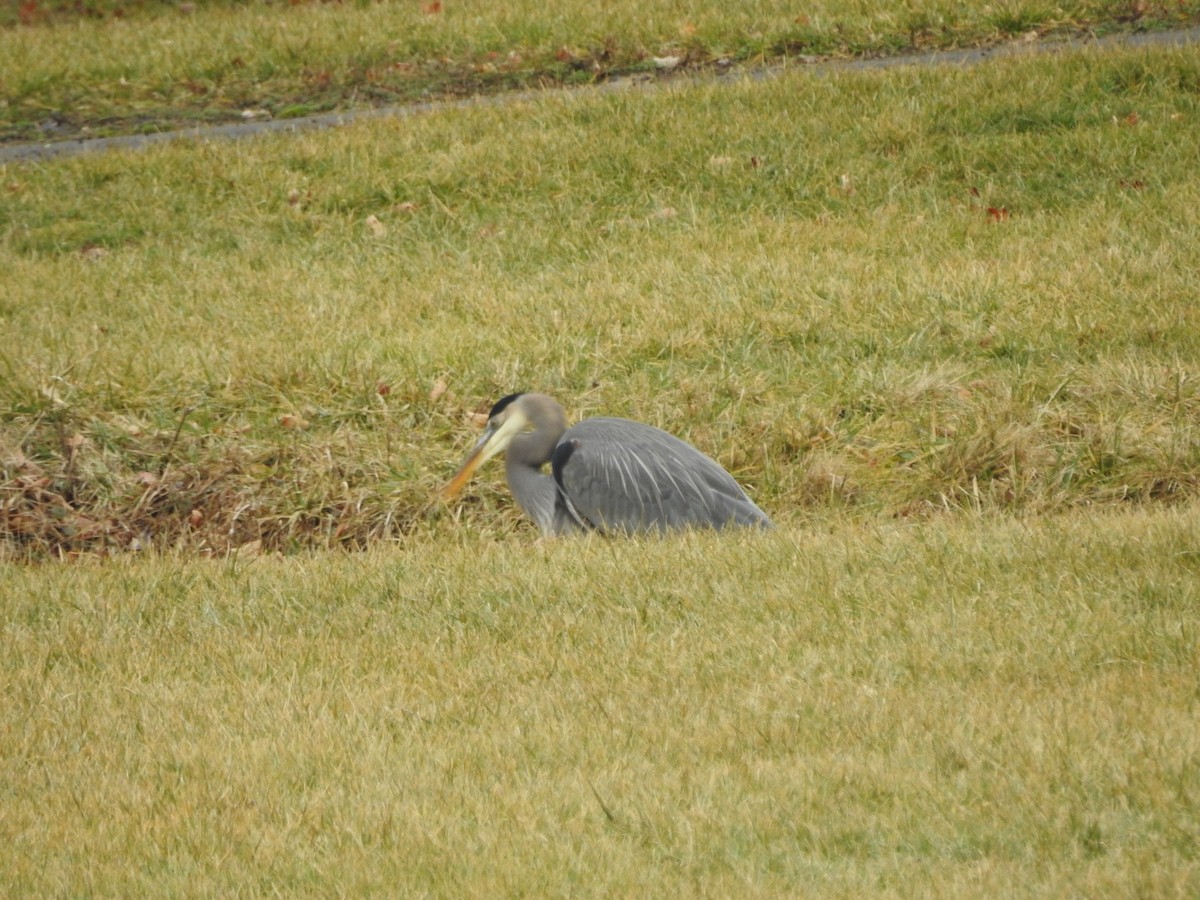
top-left (440, 393), bottom-right (533, 500)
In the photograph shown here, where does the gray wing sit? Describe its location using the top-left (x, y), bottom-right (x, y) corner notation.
top-left (550, 417), bottom-right (772, 534)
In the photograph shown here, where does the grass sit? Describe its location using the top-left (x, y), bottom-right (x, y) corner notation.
top-left (2, 0), bottom-right (1199, 142)
top-left (2, 508), bottom-right (1198, 894)
top-left (3, 41), bottom-right (1199, 555)
top-left (2, 5), bottom-right (1199, 894)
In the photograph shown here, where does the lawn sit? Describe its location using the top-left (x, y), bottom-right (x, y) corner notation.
top-left (3, 510), bottom-right (1198, 894)
top-left (2, 0), bottom-right (1199, 141)
top-left (1, 2), bottom-right (1199, 894)
top-left (3, 38), bottom-right (1198, 554)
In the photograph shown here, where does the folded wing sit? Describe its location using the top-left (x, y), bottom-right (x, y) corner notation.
top-left (550, 417), bottom-right (772, 534)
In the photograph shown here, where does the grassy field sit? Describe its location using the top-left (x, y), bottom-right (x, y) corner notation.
top-left (2, 0), bottom-right (1199, 142)
top-left (2, 1), bottom-right (1200, 894)
top-left (2, 509), bottom-right (1198, 894)
top-left (3, 37), bottom-right (1199, 554)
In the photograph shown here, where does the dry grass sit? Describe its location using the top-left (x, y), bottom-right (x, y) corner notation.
top-left (2, 0), bottom-right (1198, 141)
top-left (2, 507), bottom-right (1197, 894)
top-left (3, 41), bottom-right (1200, 556)
top-left (2, 21), bottom-right (1199, 892)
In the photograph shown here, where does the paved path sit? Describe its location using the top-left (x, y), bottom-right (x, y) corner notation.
top-left (2, 26), bottom-right (1197, 166)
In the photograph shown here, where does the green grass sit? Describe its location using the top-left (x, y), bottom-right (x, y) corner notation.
top-left (2, 0), bottom-right (1199, 142)
top-left (2, 508), bottom-right (1198, 894)
top-left (3, 42), bottom-right (1199, 555)
top-left (2, 8), bottom-right (1199, 894)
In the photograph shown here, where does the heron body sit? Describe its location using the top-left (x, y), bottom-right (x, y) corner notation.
top-left (442, 393), bottom-right (772, 535)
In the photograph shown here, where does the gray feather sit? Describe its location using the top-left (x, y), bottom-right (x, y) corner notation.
top-left (553, 418), bottom-right (772, 534)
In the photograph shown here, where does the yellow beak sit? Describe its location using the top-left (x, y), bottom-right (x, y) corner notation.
top-left (440, 424), bottom-right (498, 501)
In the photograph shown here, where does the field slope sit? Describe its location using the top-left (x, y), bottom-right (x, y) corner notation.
top-left (3, 37), bottom-right (1200, 553)
top-left (1, 4), bottom-right (1199, 895)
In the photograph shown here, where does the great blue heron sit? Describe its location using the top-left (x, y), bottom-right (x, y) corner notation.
top-left (441, 392), bottom-right (772, 535)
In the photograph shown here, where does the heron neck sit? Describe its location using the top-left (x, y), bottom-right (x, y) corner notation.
top-left (505, 454), bottom-right (557, 533)
top-left (501, 395), bottom-right (568, 534)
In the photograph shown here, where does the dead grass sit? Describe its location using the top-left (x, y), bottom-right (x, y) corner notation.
top-left (2, 0), bottom-right (1198, 142)
top-left (2, 507), bottom-right (1197, 893)
top-left (4, 42), bottom-right (1200, 556)
top-left (2, 11), bottom-right (1198, 894)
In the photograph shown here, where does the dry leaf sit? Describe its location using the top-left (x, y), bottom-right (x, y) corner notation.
top-left (656, 207), bottom-right (678, 219)
top-left (188, 509), bottom-right (204, 527)
top-left (986, 206), bottom-right (1009, 222)
top-left (376, 382), bottom-right (391, 397)
top-left (135, 471), bottom-right (159, 487)
top-left (279, 414), bottom-right (309, 430)
top-left (422, 0), bottom-right (441, 13)
top-left (365, 214), bottom-right (386, 236)
top-left (430, 378), bottom-right (449, 402)
top-left (18, 1), bottom-right (42, 25)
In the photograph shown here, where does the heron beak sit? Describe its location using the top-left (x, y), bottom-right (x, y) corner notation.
top-left (441, 408), bottom-right (529, 501)
top-left (440, 425), bottom-right (497, 501)
top-left (444, 413), bottom-right (537, 501)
